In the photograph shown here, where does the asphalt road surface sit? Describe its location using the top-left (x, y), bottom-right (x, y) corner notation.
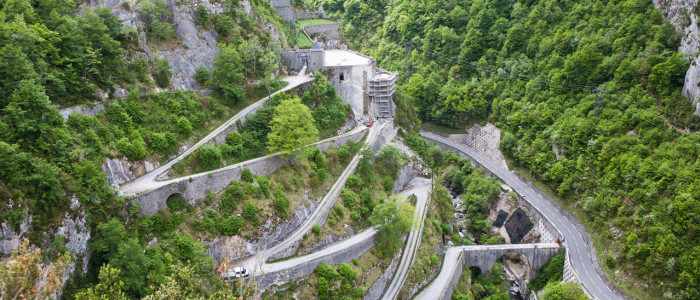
top-left (120, 74), bottom-right (315, 196)
top-left (382, 177), bottom-right (432, 300)
top-left (421, 130), bottom-right (621, 300)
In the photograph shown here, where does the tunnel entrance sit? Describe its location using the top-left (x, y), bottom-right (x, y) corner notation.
top-left (166, 193), bottom-right (187, 212)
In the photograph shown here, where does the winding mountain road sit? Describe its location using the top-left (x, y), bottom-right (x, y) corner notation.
top-left (242, 175), bottom-right (431, 289)
top-left (421, 130), bottom-right (621, 300)
top-left (382, 177), bottom-right (432, 300)
top-left (120, 74), bottom-right (314, 196)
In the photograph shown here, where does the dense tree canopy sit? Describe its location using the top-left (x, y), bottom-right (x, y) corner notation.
top-left (315, 0), bottom-right (700, 297)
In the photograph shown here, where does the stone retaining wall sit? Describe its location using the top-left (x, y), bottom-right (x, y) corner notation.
top-left (256, 234), bottom-right (376, 290)
top-left (135, 129), bottom-right (367, 215)
top-left (439, 251), bottom-right (465, 300)
top-left (303, 23), bottom-right (340, 42)
top-left (364, 251), bottom-right (402, 300)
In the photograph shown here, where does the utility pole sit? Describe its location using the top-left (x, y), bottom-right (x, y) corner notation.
top-left (592, 86), bottom-right (607, 117)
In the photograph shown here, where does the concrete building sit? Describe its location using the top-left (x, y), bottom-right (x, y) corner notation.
top-left (283, 45), bottom-right (398, 119)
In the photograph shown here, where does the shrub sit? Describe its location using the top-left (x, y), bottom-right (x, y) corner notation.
top-left (194, 66), bottom-right (211, 85)
top-left (273, 189), bottom-right (290, 218)
top-left (242, 201), bottom-right (260, 223)
top-left (381, 175), bottom-right (394, 194)
top-left (337, 263), bottom-right (357, 282)
top-left (220, 181), bottom-right (242, 212)
top-left (333, 206), bottom-right (345, 218)
top-left (312, 225), bottom-right (321, 235)
top-left (346, 174), bottom-right (362, 189)
top-left (217, 215), bottom-right (245, 236)
top-left (341, 189), bottom-right (356, 209)
top-left (318, 277), bottom-right (329, 300)
top-left (199, 145), bottom-right (222, 170)
top-left (177, 117), bottom-right (192, 134)
top-left (149, 132), bottom-right (169, 153)
top-left (256, 175), bottom-right (270, 197)
top-left (219, 143), bottom-right (233, 157)
top-left (337, 146), bottom-right (350, 164)
top-left (314, 263), bottom-right (337, 280)
top-left (350, 212), bottom-right (360, 221)
top-left (241, 168), bottom-right (254, 182)
top-left (152, 58), bottom-right (173, 88)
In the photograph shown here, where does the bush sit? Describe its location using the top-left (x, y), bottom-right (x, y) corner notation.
top-left (220, 181), bottom-right (242, 212)
top-left (337, 146), bottom-right (350, 164)
top-left (149, 132), bottom-right (169, 153)
top-left (194, 66), bottom-right (211, 85)
top-left (217, 215), bottom-right (244, 236)
top-left (242, 201), bottom-right (260, 223)
top-left (256, 175), bottom-right (270, 197)
top-left (314, 263), bottom-right (337, 280)
top-left (177, 117), bottom-right (192, 134)
top-left (199, 145), bottom-right (222, 170)
top-left (337, 263), bottom-right (357, 282)
top-left (333, 206), bottom-right (345, 218)
top-left (318, 277), bottom-right (329, 300)
top-left (346, 174), bottom-right (362, 189)
top-left (381, 175), bottom-right (394, 194)
top-left (273, 189), bottom-right (290, 218)
top-left (341, 189), bottom-right (356, 209)
top-left (152, 58), bottom-right (173, 88)
top-left (312, 224), bottom-right (321, 235)
top-left (241, 168), bottom-right (254, 182)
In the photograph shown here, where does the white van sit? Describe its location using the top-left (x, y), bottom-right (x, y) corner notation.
top-left (222, 267), bottom-right (250, 281)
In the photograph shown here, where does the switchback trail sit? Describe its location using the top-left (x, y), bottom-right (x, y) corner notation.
top-left (120, 74), bottom-right (314, 196)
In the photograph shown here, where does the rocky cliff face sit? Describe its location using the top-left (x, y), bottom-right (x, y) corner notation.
top-left (654, 0), bottom-right (700, 115)
top-left (83, 0), bottom-right (226, 91)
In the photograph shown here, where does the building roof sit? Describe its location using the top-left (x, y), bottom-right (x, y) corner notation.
top-left (323, 49), bottom-right (372, 67)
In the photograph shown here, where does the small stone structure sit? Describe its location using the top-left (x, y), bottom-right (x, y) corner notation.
top-left (269, 0), bottom-right (324, 23)
top-left (283, 47), bottom-right (398, 119)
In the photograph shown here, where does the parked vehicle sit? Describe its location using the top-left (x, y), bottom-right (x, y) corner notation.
top-left (366, 120), bottom-right (373, 127)
top-left (220, 266), bottom-right (250, 281)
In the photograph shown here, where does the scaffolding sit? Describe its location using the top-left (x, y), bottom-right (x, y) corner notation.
top-left (368, 70), bottom-right (398, 118)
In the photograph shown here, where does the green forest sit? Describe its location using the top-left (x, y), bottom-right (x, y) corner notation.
top-left (3, 0), bottom-right (700, 299)
top-left (306, 0), bottom-right (700, 298)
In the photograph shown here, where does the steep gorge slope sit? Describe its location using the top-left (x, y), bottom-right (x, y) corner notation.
top-left (315, 0), bottom-right (700, 298)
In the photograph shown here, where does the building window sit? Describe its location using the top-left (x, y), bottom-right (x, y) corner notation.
top-left (339, 73), bottom-right (344, 81)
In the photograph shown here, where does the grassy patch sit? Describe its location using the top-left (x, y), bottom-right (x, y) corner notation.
top-left (296, 18), bottom-right (337, 27)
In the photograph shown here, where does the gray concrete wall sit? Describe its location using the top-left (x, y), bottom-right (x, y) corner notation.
top-left (303, 23), bottom-right (340, 42)
top-left (364, 252), bottom-right (401, 300)
top-left (135, 129), bottom-right (367, 215)
top-left (256, 234), bottom-right (376, 290)
top-left (440, 252), bottom-right (465, 300)
top-left (295, 11), bottom-right (324, 19)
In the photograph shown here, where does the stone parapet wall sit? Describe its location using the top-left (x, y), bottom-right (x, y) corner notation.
top-left (303, 23), bottom-right (340, 42)
top-left (438, 251), bottom-right (465, 300)
top-left (256, 233), bottom-right (376, 290)
top-left (134, 128), bottom-right (367, 215)
top-left (295, 11), bottom-right (324, 19)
